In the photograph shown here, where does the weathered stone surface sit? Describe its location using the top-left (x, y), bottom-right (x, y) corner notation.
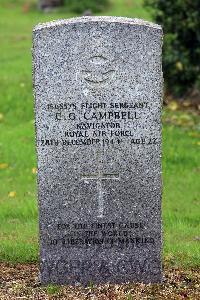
top-left (33, 16), bottom-right (163, 285)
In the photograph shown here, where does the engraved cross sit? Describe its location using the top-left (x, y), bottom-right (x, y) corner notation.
top-left (81, 169), bottom-right (119, 218)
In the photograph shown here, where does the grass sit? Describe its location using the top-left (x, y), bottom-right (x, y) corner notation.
top-left (0, 1), bottom-right (200, 267)
top-left (162, 120), bottom-right (200, 267)
top-left (46, 284), bottom-right (61, 295)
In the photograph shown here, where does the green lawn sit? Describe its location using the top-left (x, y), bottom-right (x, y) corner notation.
top-left (0, 1), bottom-right (200, 267)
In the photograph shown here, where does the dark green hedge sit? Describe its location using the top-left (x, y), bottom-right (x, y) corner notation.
top-left (145, 0), bottom-right (200, 96)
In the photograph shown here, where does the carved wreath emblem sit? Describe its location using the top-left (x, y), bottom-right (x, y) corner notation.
top-left (80, 35), bottom-right (118, 89)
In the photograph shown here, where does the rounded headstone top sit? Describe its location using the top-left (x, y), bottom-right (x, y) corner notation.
top-left (33, 16), bottom-right (162, 32)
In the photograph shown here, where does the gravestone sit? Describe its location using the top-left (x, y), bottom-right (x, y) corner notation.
top-left (33, 17), bottom-right (163, 285)
top-left (38, 0), bottom-right (64, 11)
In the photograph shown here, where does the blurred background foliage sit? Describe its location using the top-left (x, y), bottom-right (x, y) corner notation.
top-left (65, 0), bottom-right (109, 14)
top-left (1, 0), bottom-right (200, 102)
top-left (145, 0), bottom-right (200, 101)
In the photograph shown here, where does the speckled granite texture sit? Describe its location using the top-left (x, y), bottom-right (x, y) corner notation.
top-left (33, 16), bottom-right (163, 285)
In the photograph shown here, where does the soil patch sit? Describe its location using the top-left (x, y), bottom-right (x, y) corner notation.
top-left (0, 263), bottom-right (199, 299)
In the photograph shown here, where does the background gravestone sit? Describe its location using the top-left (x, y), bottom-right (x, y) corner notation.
top-left (38, 0), bottom-right (64, 11)
top-left (33, 16), bottom-right (163, 285)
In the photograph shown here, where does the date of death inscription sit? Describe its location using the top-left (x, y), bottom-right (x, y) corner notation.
top-left (37, 101), bottom-right (160, 147)
top-left (47, 221), bottom-right (157, 249)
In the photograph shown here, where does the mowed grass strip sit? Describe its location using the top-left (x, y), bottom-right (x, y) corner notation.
top-left (162, 123), bottom-right (200, 267)
top-left (0, 1), bottom-right (200, 266)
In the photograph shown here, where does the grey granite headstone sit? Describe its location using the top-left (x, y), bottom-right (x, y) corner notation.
top-left (33, 16), bottom-right (163, 285)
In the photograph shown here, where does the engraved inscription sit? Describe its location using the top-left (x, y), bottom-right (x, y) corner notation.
top-left (41, 258), bottom-right (161, 284)
top-left (48, 221), bottom-right (158, 249)
top-left (37, 100), bottom-right (159, 148)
